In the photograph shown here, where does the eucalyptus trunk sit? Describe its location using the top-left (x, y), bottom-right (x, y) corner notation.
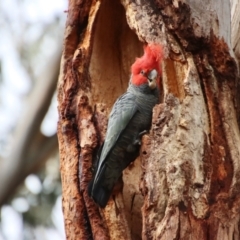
top-left (57, 0), bottom-right (240, 239)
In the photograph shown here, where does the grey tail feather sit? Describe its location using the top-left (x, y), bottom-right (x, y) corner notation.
top-left (88, 180), bottom-right (111, 208)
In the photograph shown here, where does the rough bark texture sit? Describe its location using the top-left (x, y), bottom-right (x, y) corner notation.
top-left (57, 0), bottom-right (240, 239)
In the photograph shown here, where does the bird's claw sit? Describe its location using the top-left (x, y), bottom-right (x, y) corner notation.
top-left (127, 130), bottom-right (148, 152)
top-left (133, 130), bottom-right (148, 146)
top-left (139, 130), bottom-right (148, 137)
top-left (133, 139), bottom-right (141, 145)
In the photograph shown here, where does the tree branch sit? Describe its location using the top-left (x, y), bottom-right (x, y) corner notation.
top-left (0, 48), bottom-right (61, 206)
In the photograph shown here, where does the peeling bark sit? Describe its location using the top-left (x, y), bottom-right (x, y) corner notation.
top-left (57, 0), bottom-right (240, 239)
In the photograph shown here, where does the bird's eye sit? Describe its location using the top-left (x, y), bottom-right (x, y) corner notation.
top-left (140, 70), bottom-right (145, 75)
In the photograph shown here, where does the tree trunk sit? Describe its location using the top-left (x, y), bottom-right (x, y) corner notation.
top-left (57, 0), bottom-right (240, 239)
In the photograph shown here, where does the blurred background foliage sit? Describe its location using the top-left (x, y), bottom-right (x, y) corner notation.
top-left (0, 0), bottom-right (67, 239)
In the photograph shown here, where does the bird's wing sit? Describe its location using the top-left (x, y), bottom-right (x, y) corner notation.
top-left (93, 91), bottom-right (138, 182)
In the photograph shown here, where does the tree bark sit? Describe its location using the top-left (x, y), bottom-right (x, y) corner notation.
top-left (57, 0), bottom-right (240, 239)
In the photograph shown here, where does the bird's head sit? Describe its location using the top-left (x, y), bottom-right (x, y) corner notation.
top-left (131, 44), bottom-right (163, 90)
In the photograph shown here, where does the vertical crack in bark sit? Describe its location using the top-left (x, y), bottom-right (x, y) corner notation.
top-left (198, 42), bottom-right (239, 199)
top-left (200, 61), bottom-right (228, 192)
top-left (58, 0), bottom-right (111, 238)
top-left (219, 83), bottom-right (240, 197)
top-left (207, 37), bottom-right (240, 198)
top-left (130, 192), bottom-right (136, 212)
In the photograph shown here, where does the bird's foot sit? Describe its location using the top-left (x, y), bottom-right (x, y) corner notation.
top-left (133, 130), bottom-right (148, 145)
top-left (127, 130), bottom-right (148, 152)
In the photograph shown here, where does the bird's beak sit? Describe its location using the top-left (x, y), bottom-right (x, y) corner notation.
top-left (147, 69), bottom-right (158, 89)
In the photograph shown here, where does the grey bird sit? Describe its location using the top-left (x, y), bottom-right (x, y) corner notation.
top-left (88, 44), bottom-right (163, 208)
